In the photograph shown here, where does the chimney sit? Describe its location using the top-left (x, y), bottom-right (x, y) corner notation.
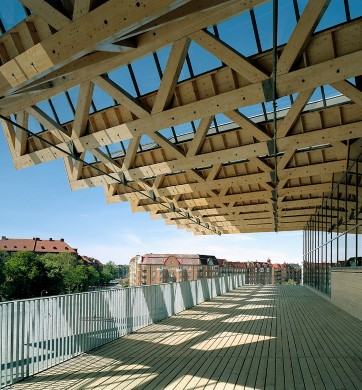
top-left (60, 238), bottom-right (64, 242)
top-left (33, 237), bottom-right (36, 240)
top-left (49, 238), bottom-right (53, 241)
top-left (1, 236), bottom-right (6, 240)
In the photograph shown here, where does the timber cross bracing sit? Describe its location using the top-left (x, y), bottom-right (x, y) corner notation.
top-left (0, 0), bottom-right (361, 235)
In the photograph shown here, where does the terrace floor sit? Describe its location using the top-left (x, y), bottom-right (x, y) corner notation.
top-left (9, 285), bottom-right (362, 390)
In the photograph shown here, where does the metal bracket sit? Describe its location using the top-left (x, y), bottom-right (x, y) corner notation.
top-left (262, 78), bottom-right (274, 102)
top-left (267, 140), bottom-right (276, 156)
top-left (270, 171), bottom-right (278, 184)
top-left (118, 172), bottom-right (128, 185)
top-left (272, 189), bottom-right (278, 201)
top-left (66, 140), bottom-right (81, 159)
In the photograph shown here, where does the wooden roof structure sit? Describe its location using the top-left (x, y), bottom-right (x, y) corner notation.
top-left (0, 0), bottom-right (361, 235)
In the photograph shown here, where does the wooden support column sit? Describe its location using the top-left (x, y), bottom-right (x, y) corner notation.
top-left (19, 0), bottom-right (72, 30)
top-left (72, 81), bottom-right (94, 138)
top-left (14, 111), bottom-right (28, 156)
top-left (152, 37), bottom-right (190, 114)
top-left (277, 0), bottom-right (331, 75)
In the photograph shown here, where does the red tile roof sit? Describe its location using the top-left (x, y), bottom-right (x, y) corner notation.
top-left (81, 256), bottom-right (93, 265)
top-left (35, 239), bottom-right (77, 253)
top-left (0, 238), bottom-right (35, 251)
top-left (0, 237), bottom-right (77, 254)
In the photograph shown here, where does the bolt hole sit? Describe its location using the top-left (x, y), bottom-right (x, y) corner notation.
top-left (104, 20), bottom-right (108, 25)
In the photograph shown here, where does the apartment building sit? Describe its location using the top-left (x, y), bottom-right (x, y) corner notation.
top-left (129, 253), bottom-right (301, 286)
top-left (129, 254), bottom-right (222, 286)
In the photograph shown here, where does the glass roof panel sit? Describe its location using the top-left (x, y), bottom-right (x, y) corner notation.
top-left (323, 85), bottom-right (342, 99)
top-left (0, 0), bottom-right (26, 32)
top-left (348, 0), bottom-right (362, 19)
top-left (264, 101), bottom-right (274, 114)
top-left (308, 88), bottom-right (323, 103)
top-left (173, 122), bottom-right (194, 137)
top-left (108, 67), bottom-right (137, 98)
top-left (67, 86), bottom-right (80, 114)
top-left (155, 45), bottom-right (172, 74)
top-left (278, 1), bottom-right (298, 45)
top-left (139, 135), bottom-right (154, 148)
top-left (36, 100), bottom-right (57, 123)
top-left (49, 93), bottom-right (75, 124)
top-left (92, 85), bottom-right (116, 111)
top-left (84, 150), bottom-right (97, 164)
top-left (296, 0), bottom-right (308, 14)
top-left (131, 54), bottom-right (161, 95)
top-left (216, 12), bottom-right (258, 57)
top-left (238, 104), bottom-right (264, 118)
top-left (106, 141), bottom-right (123, 155)
top-left (187, 41), bottom-right (222, 76)
top-left (276, 96), bottom-right (292, 111)
top-left (177, 61), bottom-right (191, 82)
top-left (28, 114), bottom-right (43, 133)
top-left (215, 114), bottom-right (232, 126)
top-left (192, 119), bottom-right (200, 130)
top-left (316, 0), bottom-right (347, 32)
top-left (254, 1), bottom-right (273, 51)
top-left (158, 128), bottom-right (176, 142)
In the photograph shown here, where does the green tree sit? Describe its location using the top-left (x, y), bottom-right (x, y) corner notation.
top-left (42, 253), bottom-right (67, 295)
top-left (0, 251), bottom-right (10, 300)
top-left (3, 251), bottom-right (48, 299)
top-left (100, 261), bottom-right (118, 284)
top-left (283, 279), bottom-right (297, 285)
top-left (85, 265), bottom-right (100, 287)
top-left (64, 264), bottom-right (88, 293)
top-left (118, 265), bottom-right (129, 278)
top-left (104, 261), bottom-right (119, 279)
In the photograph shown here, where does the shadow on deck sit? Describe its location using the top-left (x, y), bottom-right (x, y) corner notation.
top-left (9, 285), bottom-right (362, 390)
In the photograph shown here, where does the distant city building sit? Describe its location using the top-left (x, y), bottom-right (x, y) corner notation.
top-left (129, 254), bottom-right (301, 286)
top-left (129, 254), bottom-right (228, 286)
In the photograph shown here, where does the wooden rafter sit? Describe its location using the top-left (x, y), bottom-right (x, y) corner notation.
top-left (277, 0), bottom-right (331, 75)
top-left (73, 0), bottom-right (92, 21)
top-left (0, 0), bottom-right (191, 97)
top-left (190, 29), bottom-right (268, 83)
top-left (152, 37), bottom-right (190, 114)
top-left (19, 0), bottom-right (72, 30)
top-left (0, 0), bottom-right (267, 115)
top-left (14, 111), bottom-right (28, 156)
top-left (1, 0), bottom-right (361, 235)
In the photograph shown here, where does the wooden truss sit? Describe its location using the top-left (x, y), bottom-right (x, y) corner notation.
top-left (0, 0), bottom-right (361, 235)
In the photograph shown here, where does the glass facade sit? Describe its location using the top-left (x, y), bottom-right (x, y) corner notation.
top-left (303, 150), bottom-right (362, 296)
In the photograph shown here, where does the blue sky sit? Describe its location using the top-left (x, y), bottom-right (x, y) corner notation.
top-left (0, 128), bottom-right (303, 265)
top-left (1, 0), bottom-right (361, 264)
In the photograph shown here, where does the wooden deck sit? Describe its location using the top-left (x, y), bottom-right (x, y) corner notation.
top-left (9, 285), bottom-right (362, 390)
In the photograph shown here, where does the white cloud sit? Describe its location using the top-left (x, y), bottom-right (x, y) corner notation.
top-left (121, 233), bottom-right (144, 246)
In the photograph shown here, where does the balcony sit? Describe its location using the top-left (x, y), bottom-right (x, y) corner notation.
top-left (4, 283), bottom-right (362, 389)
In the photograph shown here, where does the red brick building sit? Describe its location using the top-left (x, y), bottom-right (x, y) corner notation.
top-left (129, 254), bottom-right (226, 286)
top-left (129, 254), bottom-right (301, 286)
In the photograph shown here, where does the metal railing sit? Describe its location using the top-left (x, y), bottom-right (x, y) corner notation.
top-left (0, 274), bottom-right (244, 388)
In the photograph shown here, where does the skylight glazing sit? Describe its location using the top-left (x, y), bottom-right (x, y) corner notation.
top-left (0, 0), bottom-right (360, 135)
